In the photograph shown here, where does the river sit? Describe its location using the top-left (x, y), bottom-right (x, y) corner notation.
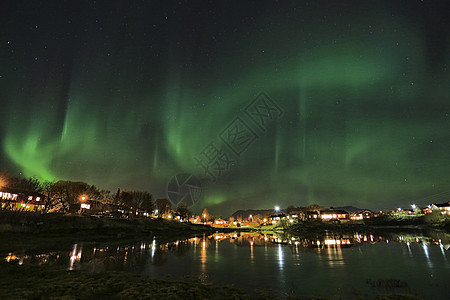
top-left (3, 230), bottom-right (450, 299)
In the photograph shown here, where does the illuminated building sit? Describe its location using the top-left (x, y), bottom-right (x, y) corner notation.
top-left (0, 187), bottom-right (46, 211)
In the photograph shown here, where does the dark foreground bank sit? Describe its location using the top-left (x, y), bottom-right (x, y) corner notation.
top-left (0, 263), bottom-right (426, 300)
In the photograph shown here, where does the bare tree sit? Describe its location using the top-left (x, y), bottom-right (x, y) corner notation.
top-left (155, 198), bottom-right (171, 218)
top-left (176, 202), bottom-right (191, 220)
top-left (49, 180), bottom-right (100, 212)
top-left (129, 190), bottom-right (154, 215)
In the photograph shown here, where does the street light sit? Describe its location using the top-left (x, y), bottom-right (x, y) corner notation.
top-left (275, 206), bottom-right (280, 212)
top-left (411, 204), bottom-right (417, 209)
top-left (79, 195), bottom-right (89, 213)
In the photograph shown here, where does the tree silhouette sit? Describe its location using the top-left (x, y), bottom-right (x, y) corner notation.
top-left (176, 202), bottom-right (190, 220)
top-left (155, 198), bottom-right (171, 218)
top-left (49, 180), bottom-right (100, 212)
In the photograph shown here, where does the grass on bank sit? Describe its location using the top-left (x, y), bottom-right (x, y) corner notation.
top-left (0, 209), bottom-right (220, 254)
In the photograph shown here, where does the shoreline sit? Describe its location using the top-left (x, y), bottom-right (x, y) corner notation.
top-left (1, 212), bottom-right (449, 253)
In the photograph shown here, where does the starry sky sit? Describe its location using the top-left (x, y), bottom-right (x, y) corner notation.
top-left (0, 0), bottom-right (449, 216)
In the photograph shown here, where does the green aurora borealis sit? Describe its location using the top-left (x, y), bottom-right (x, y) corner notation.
top-left (1, 1), bottom-right (449, 215)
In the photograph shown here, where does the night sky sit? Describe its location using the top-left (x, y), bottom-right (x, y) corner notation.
top-left (1, 1), bottom-right (449, 216)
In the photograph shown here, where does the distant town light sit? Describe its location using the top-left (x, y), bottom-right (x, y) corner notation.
top-left (411, 204), bottom-right (417, 209)
top-left (275, 206), bottom-right (280, 212)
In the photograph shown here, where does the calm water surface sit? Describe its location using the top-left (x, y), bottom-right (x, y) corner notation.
top-left (4, 231), bottom-right (450, 299)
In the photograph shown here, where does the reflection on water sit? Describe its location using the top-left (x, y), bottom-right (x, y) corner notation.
top-left (4, 231), bottom-right (450, 270)
top-left (3, 230), bottom-right (450, 299)
top-left (4, 231), bottom-right (450, 269)
top-left (69, 243), bottom-right (82, 270)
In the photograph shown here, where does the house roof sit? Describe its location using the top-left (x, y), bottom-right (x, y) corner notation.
top-left (353, 210), bottom-right (374, 214)
top-left (319, 209), bottom-right (349, 214)
top-left (269, 213), bottom-right (286, 218)
top-left (0, 187), bottom-right (45, 197)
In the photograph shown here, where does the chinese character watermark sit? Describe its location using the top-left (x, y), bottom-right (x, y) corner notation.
top-left (166, 91), bottom-right (283, 206)
top-left (167, 173), bottom-right (202, 208)
top-left (194, 91), bottom-right (283, 183)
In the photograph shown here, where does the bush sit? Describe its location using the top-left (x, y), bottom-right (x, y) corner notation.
top-left (424, 210), bottom-right (444, 224)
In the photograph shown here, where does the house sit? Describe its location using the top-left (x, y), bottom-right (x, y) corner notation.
top-left (268, 213), bottom-right (286, 224)
top-left (351, 210), bottom-right (374, 220)
top-left (0, 187), bottom-right (46, 211)
top-left (213, 218), bottom-right (228, 227)
top-left (308, 209), bottom-right (350, 221)
top-left (287, 210), bottom-right (307, 221)
top-left (435, 201), bottom-right (450, 215)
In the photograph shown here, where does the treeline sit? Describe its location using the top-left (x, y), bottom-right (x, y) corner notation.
top-left (0, 172), bottom-right (164, 216)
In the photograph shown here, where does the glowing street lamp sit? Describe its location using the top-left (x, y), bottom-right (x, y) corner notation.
top-left (411, 204), bottom-right (417, 209)
top-left (275, 206), bottom-right (280, 212)
top-left (79, 195), bottom-right (89, 213)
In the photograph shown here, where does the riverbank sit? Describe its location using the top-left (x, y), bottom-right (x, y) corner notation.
top-left (0, 210), bottom-right (225, 253)
top-left (2, 210), bottom-right (449, 253)
top-left (285, 216), bottom-right (450, 239)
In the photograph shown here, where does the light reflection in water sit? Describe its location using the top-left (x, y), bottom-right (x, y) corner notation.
top-left (440, 243), bottom-right (446, 258)
top-left (250, 239), bottom-right (254, 262)
top-left (201, 237), bottom-right (207, 263)
top-left (151, 237), bottom-right (156, 261)
top-left (4, 232), bottom-right (449, 268)
top-left (69, 243), bottom-right (82, 270)
top-left (278, 244), bottom-right (283, 270)
top-left (422, 243), bottom-right (433, 268)
top-left (423, 243), bottom-right (430, 260)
